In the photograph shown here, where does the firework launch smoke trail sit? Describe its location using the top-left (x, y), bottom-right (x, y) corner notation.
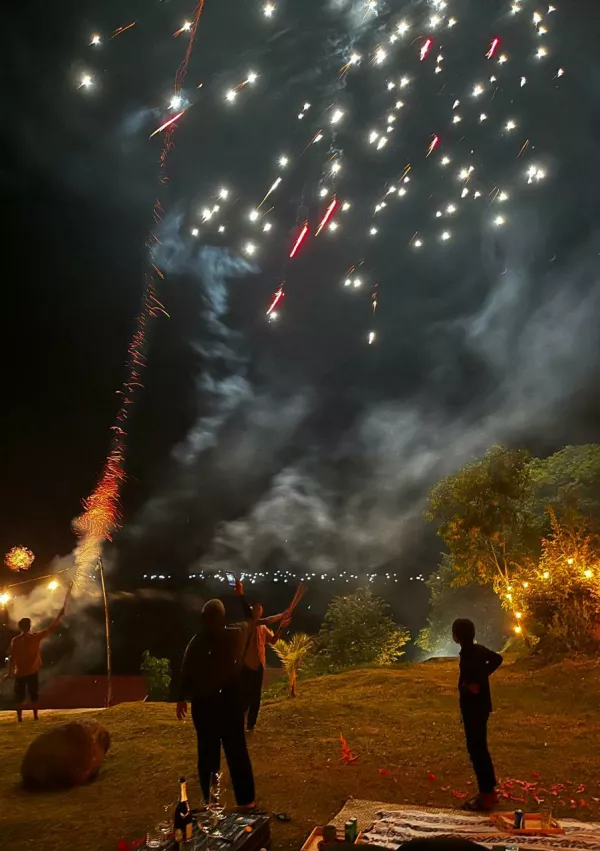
top-left (71, 0), bottom-right (208, 585)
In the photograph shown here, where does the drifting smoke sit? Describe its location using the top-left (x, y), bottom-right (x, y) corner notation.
top-left (6, 555), bottom-right (107, 674)
top-left (128, 215), bottom-right (313, 544)
top-left (195, 226), bottom-right (600, 577)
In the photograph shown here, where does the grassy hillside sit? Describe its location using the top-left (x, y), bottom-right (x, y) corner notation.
top-left (2, 658), bottom-right (600, 851)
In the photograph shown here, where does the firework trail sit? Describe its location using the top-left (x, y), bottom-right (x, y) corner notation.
top-left (267, 286), bottom-right (285, 317)
top-left (315, 198), bottom-right (338, 235)
top-left (72, 0), bottom-right (207, 585)
top-left (289, 223), bottom-right (309, 258)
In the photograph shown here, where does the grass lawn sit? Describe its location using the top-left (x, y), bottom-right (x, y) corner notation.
top-left (2, 658), bottom-right (600, 851)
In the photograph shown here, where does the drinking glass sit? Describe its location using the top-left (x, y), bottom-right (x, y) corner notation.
top-left (540, 808), bottom-right (552, 829)
top-left (146, 826), bottom-right (164, 848)
top-left (209, 772), bottom-right (224, 816)
top-left (208, 772), bottom-right (225, 836)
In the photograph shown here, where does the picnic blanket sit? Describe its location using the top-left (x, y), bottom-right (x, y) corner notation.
top-left (331, 801), bottom-right (600, 851)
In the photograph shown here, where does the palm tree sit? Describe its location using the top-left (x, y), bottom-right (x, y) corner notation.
top-left (272, 633), bottom-right (312, 697)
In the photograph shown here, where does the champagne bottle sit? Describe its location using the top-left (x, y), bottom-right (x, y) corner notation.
top-left (174, 776), bottom-right (193, 843)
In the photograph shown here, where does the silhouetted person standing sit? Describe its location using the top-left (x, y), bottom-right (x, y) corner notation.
top-left (242, 603), bottom-right (289, 732)
top-left (176, 584), bottom-right (256, 808)
top-left (452, 618), bottom-right (503, 811)
top-left (5, 606), bottom-right (65, 722)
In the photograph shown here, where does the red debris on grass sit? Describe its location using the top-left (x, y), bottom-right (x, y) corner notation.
top-left (339, 732), bottom-right (359, 763)
top-left (427, 773), bottom-right (437, 782)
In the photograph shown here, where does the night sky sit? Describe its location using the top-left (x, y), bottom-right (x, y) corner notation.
top-left (3, 0), bottom-right (600, 594)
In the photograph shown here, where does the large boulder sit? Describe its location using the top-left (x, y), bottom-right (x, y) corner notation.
top-left (21, 717), bottom-right (111, 790)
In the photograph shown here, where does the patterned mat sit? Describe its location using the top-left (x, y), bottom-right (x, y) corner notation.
top-left (331, 801), bottom-right (600, 851)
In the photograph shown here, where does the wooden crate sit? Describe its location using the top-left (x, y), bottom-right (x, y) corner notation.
top-left (301, 827), bottom-right (347, 851)
top-left (492, 812), bottom-right (565, 836)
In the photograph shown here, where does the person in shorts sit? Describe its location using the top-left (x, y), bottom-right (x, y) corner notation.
top-left (5, 606), bottom-right (65, 721)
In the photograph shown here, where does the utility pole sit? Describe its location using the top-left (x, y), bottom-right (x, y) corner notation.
top-left (98, 557), bottom-right (113, 707)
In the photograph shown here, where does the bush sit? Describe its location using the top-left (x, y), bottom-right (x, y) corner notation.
top-left (140, 650), bottom-right (171, 701)
top-left (316, 588), bottom-right (410, 670)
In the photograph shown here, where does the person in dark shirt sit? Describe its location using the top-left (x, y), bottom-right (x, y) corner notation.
top-left (452, 618), bottom-right (503, 811)
top-left (176, 584), bottom-right (255, 808)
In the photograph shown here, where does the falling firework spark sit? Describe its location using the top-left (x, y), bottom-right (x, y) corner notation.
top-left (486, 37), bottom-right (500, 58)
top-left (289, 223), bottom-right (309, 258)
top-left (259, 177), bottom-right (282, 206)
top-left (426, 135), bottom-right (440, 157)
top-left (420, 38), bottom-right (433, 61)
top-left (111, 22), bottom-right (136, 39)
top-left (267, 286), bottom-right (285, 316)
top-left (315, 198), bottom-right (338, 235)
top-left (149, 109), bottom-right (187, 138)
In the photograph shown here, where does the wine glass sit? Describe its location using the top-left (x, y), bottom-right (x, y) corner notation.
top-left (208, 772), bottom-right (225, 836)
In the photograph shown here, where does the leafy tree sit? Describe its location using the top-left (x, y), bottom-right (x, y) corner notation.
top-left (272, 633), bottom-right (312, 697)
top-left (529, 444), bottom-right (600, 529)
top-left (424, 443), bottom-right (600, 657)
top-left (508, 510), bottom-right (600, 655)
top-left (317, 588), bottom-right (410, 669)
top-left (425, 445), bottom-right (541, 589)
top-left (141, 650), bottom-right (171, 701)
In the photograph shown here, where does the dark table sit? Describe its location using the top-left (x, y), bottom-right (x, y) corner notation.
top-left (138, 813), bottom-right (270, 851)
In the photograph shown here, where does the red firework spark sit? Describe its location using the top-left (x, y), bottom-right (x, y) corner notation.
top-left (486, 37), bottom-right (500, 59)
top-left (420, 37), bottom-right (433, 61)
top-left (315, 198), bottom-right (338, 235)
top-left (289, 223), bottom-right (309, 258)
top-left (267, 287), bottom-right (285, 316)
top-left (426, 134), bottom-right (440, 156)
